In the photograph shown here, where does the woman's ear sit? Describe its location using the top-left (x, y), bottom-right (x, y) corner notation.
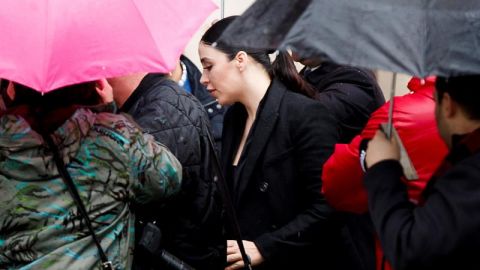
top-left (234, 51), bottom-right (248, 71)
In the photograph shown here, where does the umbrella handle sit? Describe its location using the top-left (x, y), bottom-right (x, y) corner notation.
top-left (386, 73), bottom-right (397, 139)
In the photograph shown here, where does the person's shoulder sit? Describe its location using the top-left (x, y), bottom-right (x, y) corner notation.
top-left (95, 112), bottom-right (143, 133)
top-left (456, 150), bottom-right (480, 170)
top-left (89, 112), bottom-right (151, 149)
top-left (272, 79), bottom-right (316, 104)
top-left (279, 91), bottom-right (332, 126)
top-left (283, 89), bottom-right (327, 110)
top-left (147, 77), bottom-right (183, 98)
top-left (144, 77), bottom-right (205, 110)
top-left (434, 151), bottom-right (480, 194)
top-left (149, 79), bottom-right (211, 130)
top-left (330, 64), bottom-right (376, 81)
top-left (313, 63), bottom-right (378, 89)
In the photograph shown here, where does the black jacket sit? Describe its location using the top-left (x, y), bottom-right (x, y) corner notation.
top-left (303, 61), bottom-right (385, 143)
top-left (303, 62), bottom-right (384, 270)
top-left (123, 74), bottom-right (225, 270)
top-left (364, 128), bottom-right (480, 270)
top-left (222, 79), bottom-right (354, 269)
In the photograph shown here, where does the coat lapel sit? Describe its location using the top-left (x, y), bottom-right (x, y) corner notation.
top-left (234, 80), bottom-right (286, 205)
top-left (221, 103), bottom-right (246, 193)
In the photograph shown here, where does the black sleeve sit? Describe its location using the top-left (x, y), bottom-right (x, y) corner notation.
top-left (364, 159), bottom-right (480, 270)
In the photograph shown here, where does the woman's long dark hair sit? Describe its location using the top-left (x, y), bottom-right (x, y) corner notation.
top-left (201, 16), bottom-right (316, 98)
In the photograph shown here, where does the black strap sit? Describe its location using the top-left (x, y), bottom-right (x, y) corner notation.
top-left (205, 130), bottom-right (252, 269)
top-left (42, 133), bottom-right (113, 270)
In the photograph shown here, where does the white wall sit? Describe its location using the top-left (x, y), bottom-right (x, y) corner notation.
top-left (375, 71), bottom-right (411, 100)
top-left (183, 0), bottom-right (255, 68)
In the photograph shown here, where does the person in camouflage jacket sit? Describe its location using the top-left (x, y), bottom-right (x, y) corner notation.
top-left (0, 81), bottom-right (182, 270)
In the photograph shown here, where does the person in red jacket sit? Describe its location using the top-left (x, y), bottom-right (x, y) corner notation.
top-left (322, 76), bottom-right (448, 270)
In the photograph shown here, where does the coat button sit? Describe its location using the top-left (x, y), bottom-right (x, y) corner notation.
top-left (207, 108), bottom-right (214, 114)
top-left (216, 104), bottom-right (222, 109)
top-left (259, 181), bottom-right (269, 192)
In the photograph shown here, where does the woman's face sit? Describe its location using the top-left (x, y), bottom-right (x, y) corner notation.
top-left (199, 42), bottom-right (241, 105)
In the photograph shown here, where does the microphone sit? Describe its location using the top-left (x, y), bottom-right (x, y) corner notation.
top-left (159, 249), bottom-right (195, 270)
top-left (138, 222), bottom-right (195, 270)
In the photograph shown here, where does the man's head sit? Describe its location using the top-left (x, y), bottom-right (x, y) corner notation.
top-left (107, 73), bottom-right (147, 108)
top-left (435, 75), bottom-right (480, 148)
top-left (290, 51), bottom-right (330, 68)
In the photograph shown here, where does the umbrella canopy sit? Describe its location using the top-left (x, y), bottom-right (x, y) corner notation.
top-left (0, 0), bottom-right (216, 93)
top-left (219, 0), bottom-right (480, 77)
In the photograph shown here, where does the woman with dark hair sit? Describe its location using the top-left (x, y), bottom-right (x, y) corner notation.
top-left (0, 80), bottom-right (182, 269)
top-left (199, 16), bottom-right (343, 270)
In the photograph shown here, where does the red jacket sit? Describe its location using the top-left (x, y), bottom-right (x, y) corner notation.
top-left (322, 77), bottom-right (448, 270)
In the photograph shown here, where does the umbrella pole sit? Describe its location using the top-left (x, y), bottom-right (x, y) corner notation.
top-left (386, 73), bottom-right (397, 139)
top-left (221, 0), bottom-right (225, 19)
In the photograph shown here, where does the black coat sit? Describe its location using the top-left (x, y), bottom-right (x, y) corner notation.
top-left (303, 61), bottom-right (385, 143)
top-left (222, 79), bottom-right (353, 269)
top-left (303, 62), bottom-right (384, 270)
top-left (123, 74), bottom-right (225, 270)
top-left (301, 62), bottom-right (385, 270)
top-left (364, 131), bottom-right (480, 270)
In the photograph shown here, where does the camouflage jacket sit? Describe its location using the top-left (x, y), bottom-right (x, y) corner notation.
top-left (0, 108), bottom-right (182, 269)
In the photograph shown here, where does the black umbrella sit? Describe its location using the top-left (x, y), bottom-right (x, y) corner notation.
top-left (218, 0), bottom-right (480, 179)
top-left (219, 0), bottom-right (480, 78)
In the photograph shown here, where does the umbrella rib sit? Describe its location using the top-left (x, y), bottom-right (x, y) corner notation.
top-left (129, 0), bottom-right (168, 71)
top-left (386, 73), bottom-right (397, 139)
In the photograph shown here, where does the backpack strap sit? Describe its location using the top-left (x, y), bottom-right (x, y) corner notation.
top-left (42, 133), bottom-right (113, 270)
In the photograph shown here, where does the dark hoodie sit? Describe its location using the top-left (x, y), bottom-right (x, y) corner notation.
top-left (302, 61), bottom-right (385, 143)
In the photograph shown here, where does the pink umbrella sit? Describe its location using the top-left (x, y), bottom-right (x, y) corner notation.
top-left (0, 0), bottom-right (216, 93)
